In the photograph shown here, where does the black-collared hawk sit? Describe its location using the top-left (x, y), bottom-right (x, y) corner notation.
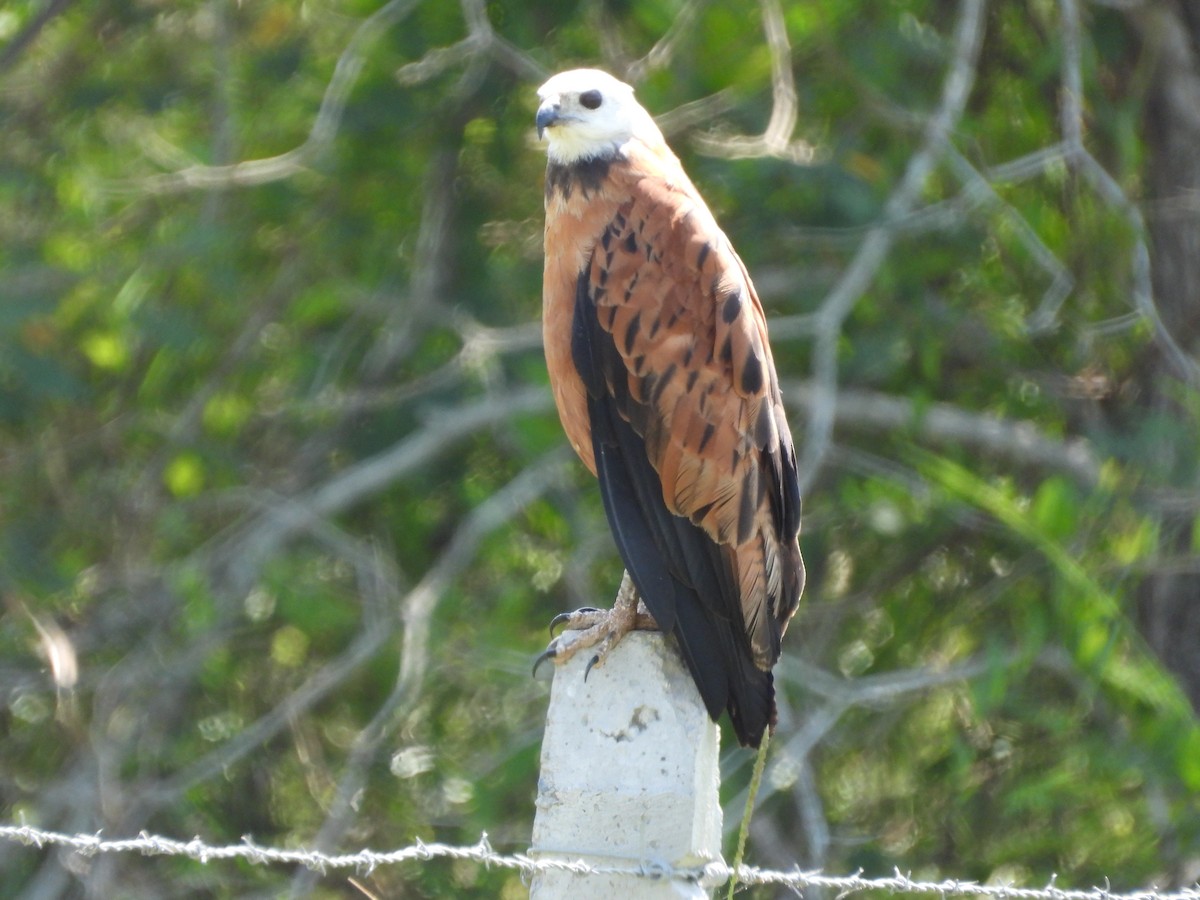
top-left (535, 68), bottom-right (804, 748)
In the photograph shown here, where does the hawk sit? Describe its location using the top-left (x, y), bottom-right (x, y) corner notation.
top-left (536, 69), bottom-right (804, 748)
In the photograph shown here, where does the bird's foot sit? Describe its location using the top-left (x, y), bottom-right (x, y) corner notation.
top-left (548, 607), bottom-right (604, 636)
top-left (534, 572), bottom-right (657, 678)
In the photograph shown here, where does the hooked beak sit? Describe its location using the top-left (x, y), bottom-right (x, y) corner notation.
top-left (536, 103), bottom-right (560, 140)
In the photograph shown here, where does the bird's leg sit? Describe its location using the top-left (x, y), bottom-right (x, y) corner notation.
top-left (535, 571), bottom-right (658, 677)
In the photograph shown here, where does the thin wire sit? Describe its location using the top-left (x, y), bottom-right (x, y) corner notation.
top-left (3, 823), bottom-right (1199, 899)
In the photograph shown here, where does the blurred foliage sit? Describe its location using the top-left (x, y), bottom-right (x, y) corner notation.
top-left (1, 0), bottom-right (1198, 897)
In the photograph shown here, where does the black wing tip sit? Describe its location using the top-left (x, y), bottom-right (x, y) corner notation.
top-left (728, 667), bottom-right (775, 748)
top-left (573, 271), bottom-right (782, 751)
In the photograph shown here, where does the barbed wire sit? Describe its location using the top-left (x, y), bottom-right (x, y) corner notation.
top-left (3, 823), bottom-right (1198, 900)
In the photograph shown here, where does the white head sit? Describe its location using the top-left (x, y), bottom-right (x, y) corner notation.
top-left (535, 68), bottom-right (662, 164)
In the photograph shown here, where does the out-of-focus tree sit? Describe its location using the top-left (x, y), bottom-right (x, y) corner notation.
top-left (1127, 0), bottom-right (1200, 713)
top-left (0, 0), bottom-right (1196, 896)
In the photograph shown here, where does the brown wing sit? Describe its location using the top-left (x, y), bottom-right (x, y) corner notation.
top-left (569, 153), bottom-right (804, 745)
top-left (593, 171), bottom-right (802, 658)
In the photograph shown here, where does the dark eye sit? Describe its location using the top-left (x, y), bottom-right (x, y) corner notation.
top-left (579, 90), bottom-right (603, 110)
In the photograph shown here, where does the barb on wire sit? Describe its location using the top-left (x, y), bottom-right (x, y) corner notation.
top-left (2, 823), bottom-right (1198, 900)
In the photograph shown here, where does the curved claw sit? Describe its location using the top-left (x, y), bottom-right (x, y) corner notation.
top-left (532, 645), bottom-right (558, 677)
top-left (548, 607), bottom-right (602, 637)
top-left (583, 654), bottom-right (601, 681)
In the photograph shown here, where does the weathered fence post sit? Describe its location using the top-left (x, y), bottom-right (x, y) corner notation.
top-left (529, 630), bottom-right (726, 898)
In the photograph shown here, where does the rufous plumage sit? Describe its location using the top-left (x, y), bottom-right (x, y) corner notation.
top-left (536, 69), bottom-right (804, 747)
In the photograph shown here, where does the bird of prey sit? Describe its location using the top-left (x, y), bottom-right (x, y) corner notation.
top-left (535, 68), bottom-right (804, 748)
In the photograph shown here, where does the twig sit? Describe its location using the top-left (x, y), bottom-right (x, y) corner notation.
top-left (693, 0), bottom-right (816, 164)
top-left (287, 457), bottom-right (567, 897)
top-left (782, 654), bottom-right (1008, 708)
top-left (794, 0), bottom-right (988, 494)
top-left (942, 148), bottom-right (1075, 333)
top-left (785, 381), bottom-right (1102, 487)
top-left (0, 0), bottom-right (75, 74)
top-left (222, 386), bottom-right (553, 590)
top-left (361, 150), bottom-right (458, 378)
top-left (625, 0), bottom-right (706, 84)
top-left (394, 0), bottom-right (547, 86)
top-left (113, 0), bottom-right (425, 194)
top-left (1056, 0), bottom-right (1200, 386)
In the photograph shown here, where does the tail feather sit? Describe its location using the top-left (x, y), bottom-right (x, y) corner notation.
top-left (591, 394), bottom-right (776, 747)
top-left (576, 270), bottom-right (778, 748)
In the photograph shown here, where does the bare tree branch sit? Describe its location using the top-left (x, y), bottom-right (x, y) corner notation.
top-left (111, 0), bottom-right (425, 194)
top-left (285, 455), bottom-right (568, 897)
top-left (97, 449), bottom-right (563, 865)
top-left (394, 451), bottom-right (570, 706)
top-left (654, 90), bottom-right (738, 139)
top-left (361, 150), bottom-right (459, 378)
top-left (692, 0), bottom-right (817, 164)
top-left (0, 0), bottom-right (74, 75)
top-left (624, 0), bottom-right (706, 85)
top-left (394, 0), bottom-right (546, 86)
top-left (943, 148), bottom-right (1076, 333)
top-left (275, 322), bottom-right (543, 420)
top-left (785, 381), bottom-right (1103, 487)
top-left (219, 386), bottom-right (553, 592)
top-left (795, 0), bottom-right (987, 494)
top-left (1059, 0), bottom-right (1200, 386)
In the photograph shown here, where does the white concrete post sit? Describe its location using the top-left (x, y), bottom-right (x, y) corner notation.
top-left (529, 630), bottom-right (726, 898)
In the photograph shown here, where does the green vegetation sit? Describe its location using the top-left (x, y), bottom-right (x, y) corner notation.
top-left (1, 0), bottom-right (1197, 896)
